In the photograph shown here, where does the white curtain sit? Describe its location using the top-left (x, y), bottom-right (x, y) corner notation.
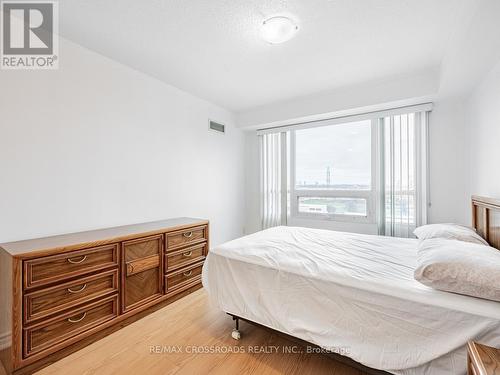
top-left (260, 132), bottom-right (287, 229)
top-left (381, 111), bottom-right (428, 237)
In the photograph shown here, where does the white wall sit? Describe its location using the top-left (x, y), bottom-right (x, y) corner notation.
top-left (0, 38), bottom-right (245, 246)
top-left (237, 69), bottom-right (438, 129)
top-left (466, 59), bottom-right (500, 203)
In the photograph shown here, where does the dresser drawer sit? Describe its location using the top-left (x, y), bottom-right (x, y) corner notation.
top-left (165, 243), bottom-right (206, 272)
top-left (24, 270), bottom-right (118, 324)
top-left (165, 262), bottom-right (203, 293)
top-left (23, 295), bottom-right (118, 358)
top-left (23, 244), bottom-right (119, 289)
top-left (122, 235), bottom-right (163, 313)
top-left (166, 226), bottom-right (207, 251)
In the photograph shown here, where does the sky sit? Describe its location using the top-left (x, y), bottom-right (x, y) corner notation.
top-left (295, 120), bottom-right (371, 188)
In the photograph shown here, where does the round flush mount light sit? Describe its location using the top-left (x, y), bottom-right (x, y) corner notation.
top-left (261, 16), bottom-right (299, 44)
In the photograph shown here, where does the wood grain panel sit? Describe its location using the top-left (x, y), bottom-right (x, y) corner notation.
top-left (472, 196), bottom-right (500, 250)
top-left (23, 245), bottom-right (118, 290)
top-left (123, 269), bottom-right (163, 313)
top-left (488, 210), bottom-right (500, 252)
top-left (123, 236), bottom-right (161, 262)
top-left (126, 255), bottom-right (160, 276)
top-left (165, 262), bottom-right (203, 293)
top-left (24, 270), bottom-right (118, 325)
top-left (166, 226), bottom-right (207, 251)
top-left (475, 206), bottom-right (488, 239)
top-left (468, 341), bottom-right (500, 375)
top-left (122, 235), bottom-right (164, 313)
top-left (12, 259), bottom-right (22, 370)
top-left (165, 242), bottom-right (206, 273)
top-left (23, 295), bottom-right (118, 358)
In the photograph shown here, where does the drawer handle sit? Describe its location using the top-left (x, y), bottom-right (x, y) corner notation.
top-left (67, 312), bottom-right (87, 323)
top-left (182, 251), bottom-right (193, 257)
top-left (67, 255), bottom-right (87, 264)
top-left (67, 284), bottom-right (87, 294)
top-left (183, 231), bottom-right (193, 238)
top-left (183, 270), bottom-right (193, 277)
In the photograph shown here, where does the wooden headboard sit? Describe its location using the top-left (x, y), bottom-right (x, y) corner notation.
top-left (472, 195), bottom-right (500, 250)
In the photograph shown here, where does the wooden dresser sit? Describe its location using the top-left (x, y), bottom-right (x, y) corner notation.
top-left (0, 218), bottom-right (208, 374)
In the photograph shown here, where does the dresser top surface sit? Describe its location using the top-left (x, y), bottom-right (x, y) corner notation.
top-left (0, 217), bottom-right (208, 257)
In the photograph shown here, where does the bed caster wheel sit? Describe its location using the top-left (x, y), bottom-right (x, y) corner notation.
top-left (231, 329), bottom-right (241, 340)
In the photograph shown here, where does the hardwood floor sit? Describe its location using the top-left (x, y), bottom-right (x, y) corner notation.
top-left (4, 289), bottom-right (369, 375)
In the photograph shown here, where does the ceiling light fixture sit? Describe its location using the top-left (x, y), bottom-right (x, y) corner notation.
top-left (261, 16), bottom-right (299, 44)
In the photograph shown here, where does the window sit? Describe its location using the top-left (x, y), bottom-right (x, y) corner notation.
top-left (290, 120), bottom-right (376, 222)
top-left (259, 104), bottom-right (430, 235)
top-left (298, 197), bottom-right (367, 216)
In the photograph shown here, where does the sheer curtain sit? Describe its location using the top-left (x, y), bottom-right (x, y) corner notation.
top-left (381, 111), bottom-right (429, 237)
top-left (259, 132), bottom-right (287, 229)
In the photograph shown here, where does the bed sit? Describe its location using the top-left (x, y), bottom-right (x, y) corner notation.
top-left (202, 196), bottom-right (500, 375)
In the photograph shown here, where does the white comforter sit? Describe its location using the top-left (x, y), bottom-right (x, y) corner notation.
top-left (202, 226), bottom-right (500, 375)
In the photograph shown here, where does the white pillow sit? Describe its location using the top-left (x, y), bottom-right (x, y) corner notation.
top-left (414, 238), bottom-right (500, 302)
top-left (413, 223), bottom-right (489, 246)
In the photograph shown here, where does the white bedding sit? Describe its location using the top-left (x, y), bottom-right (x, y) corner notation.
top-left (202, 226), bottom-right (500, 375)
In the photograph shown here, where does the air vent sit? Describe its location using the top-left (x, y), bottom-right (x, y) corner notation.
top-left (209, 120), bottom-right (225, 134)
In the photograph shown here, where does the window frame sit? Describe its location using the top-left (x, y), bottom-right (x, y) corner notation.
top-left (289, 120), bottom-right (379, 224)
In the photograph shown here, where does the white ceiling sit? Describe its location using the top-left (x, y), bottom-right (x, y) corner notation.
top-left (60, 0), bottom-right (469, 112)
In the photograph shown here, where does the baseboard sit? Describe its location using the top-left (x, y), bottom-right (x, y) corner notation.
top-left (0, 332), bottom-right (11, 351)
